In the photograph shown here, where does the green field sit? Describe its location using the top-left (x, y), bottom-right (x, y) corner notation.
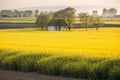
top-left (0, 17), bottom-right (120, 26)
top-left (0, 28), bottom-right (120, 80)
top-left (0, 17), bottom-right (36, 23)
top-left (75, 18), bottom-right (120, 26)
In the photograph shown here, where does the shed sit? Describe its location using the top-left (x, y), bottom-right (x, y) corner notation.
top-left (47, 18), bottom-right (67, 31)
top-left (47, 19), bottom-right (57, 31)
top-left (48, 26), bottom-right (56, 31)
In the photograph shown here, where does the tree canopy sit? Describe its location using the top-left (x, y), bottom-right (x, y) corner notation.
top-left (79, 13), bottom-right (90, 31)
top-left (35, 13), bottom-right (51, 30)
top-left (53, 7), bottom-right (76, 31)
top-left (48, 18), bottom-right (67, 31)
top-left (102, 8), bottom-right (117, 18)
top-left (79, 13), bottom-right (104, 31)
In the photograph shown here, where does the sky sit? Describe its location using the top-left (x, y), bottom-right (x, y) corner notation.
top-left (0, 0), bottom-right (120, 9)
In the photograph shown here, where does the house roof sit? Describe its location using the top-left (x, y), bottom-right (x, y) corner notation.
top-left (47, 19), bottom-right (56, 26)
top-left (48, 18), bottom-right (67, 26)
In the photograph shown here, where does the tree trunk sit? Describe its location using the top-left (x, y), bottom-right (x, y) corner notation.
top-left (46, 26), bottom-right (48, 30)
top-left (66, 26), bottom-right (68, 31)
top-left (55, 27), bottom-right (57, 31)
top-left (68, 25), bottom-right (71, 31)
top-left (86, 25), bottom-right (88, 31)
top-left (68, 27), bottom-right (70, 31)
top-left (96, 26), bottom-right (99, 30)
top-left (41, 26), bottom-right (44, 30)
top-left (58, 27), bottom-right (61, 31)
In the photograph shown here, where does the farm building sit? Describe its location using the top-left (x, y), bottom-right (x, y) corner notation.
top-left (47, 26), bottom-right (64, 31)
top-left (48, 26), bottom-right (56, 31)
top-left (47, 18), bottom-right (67, 31)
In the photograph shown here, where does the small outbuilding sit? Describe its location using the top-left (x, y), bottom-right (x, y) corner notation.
top-left (47, 18), bottom-right (67, 31)
top-left (48, 26), bottom-right (56, 31)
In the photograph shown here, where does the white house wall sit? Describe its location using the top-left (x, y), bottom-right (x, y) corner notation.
top-left (48, 26), bottom-right (56, 31)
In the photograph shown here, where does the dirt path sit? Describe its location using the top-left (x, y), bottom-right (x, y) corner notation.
top-left (0, 70), bottom-right (87, 80)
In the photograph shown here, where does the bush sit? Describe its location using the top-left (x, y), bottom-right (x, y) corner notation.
top-left (36, 56), bottom-right (65, 75)
top-left (90, 62), bottom-right (109, 79)
top-left (90, 59), bottom-right (120, 79)
top-left (1, 55), bottom-right (17, 70)
top-left (109, 66), bottom-right (120, 80)
top-left (0, 50), bottom-right (53, 72)
top-left (61, 61), bottom-right (90, 78)
top-left (0, 50), bottom-right (19, 69)
top-left (13, 52), bottom-right (52, 72)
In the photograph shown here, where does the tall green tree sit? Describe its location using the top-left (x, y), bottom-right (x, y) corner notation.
top-left (0, 10), bottom-right (12, 17)
top-left (48, 19), bottom-right (67, 31)
top-left (53, 7), bottom-right (76, 31)
top-left (23, 10), bottom-right (33, 17)
top-left (35, 13), bottom-right (51, 30)
top-left (34, 10), bottom-right (39, 17)
top-left (79, 13), bottom-right (90, 31)
top-left (89, 16), bottom-right (104, 30)
top-left (102, 8), bottom-right (117, 18)
top-left (109, 8), bottom-right (117, 18)
top-left (64, 7), bottom-right (76, 31)
top-left (94, 17), bottom-right (104, 30)
top-left (54, 19), bottom-right (67, 31)
top-left (79, 13), bottom-right (104, 30)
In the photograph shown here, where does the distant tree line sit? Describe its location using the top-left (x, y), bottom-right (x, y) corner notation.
top-left (0, 8), bottom-right (118, 18)
top-left (102, 8), bottom-right (118, 18)
top-left (0, 10), bottom-right (33, 17)
top-left (0, 10), bottom-right (53, 17)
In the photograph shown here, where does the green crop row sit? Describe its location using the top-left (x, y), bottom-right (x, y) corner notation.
top-left (0, 49), bottom-right (119, 80)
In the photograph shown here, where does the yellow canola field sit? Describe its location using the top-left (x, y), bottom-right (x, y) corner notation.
top-left (105, 21), bottom-right (120, 24)
top-left (0, 28), bottom-right (120, 59)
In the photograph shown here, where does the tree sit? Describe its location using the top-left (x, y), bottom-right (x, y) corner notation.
top-left (19, 11), bottom-right (24, 17)
top-left (64, 7), bottom-right (76, 31)
top-left (94, 17), bottom-right (104, 30)
top-left (23, 10), bottom-right (33, 17)
top-left (54, 19), bottom-right (67, 31)
top-left (34, 10), bottom-right (39, 17)
top-left (35, 13), bottom-right (51, 30)
top-left (102, 8), bottom-right (118, 18)
top-left (109, 8), bottom-right (117, 17)
top-left (12, 10), bottom-right (20, 17)
top-left (88, 16), bottom-right (104, 30)
top-left (53, 9), bottom-right (64, 18)
top-left (48, 19), bottom-right (67, 31)
top-left (89, 15), bottom-right (95, 27)
top-left (53, 7), bottom-right (76, 31)
top-left (92, 10), bottom-right (98, 17)
top-left (79, 13), bottom-right (104, 30)
top-left (79, 13), bottom-right (90, 31)
top-left (0, 10), bottom-right (12, 17)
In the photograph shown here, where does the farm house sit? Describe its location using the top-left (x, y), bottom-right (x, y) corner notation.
top-left (47, 18), bottom-right (67, 31)
top-left (47, 26), bottom-right (65, 31)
